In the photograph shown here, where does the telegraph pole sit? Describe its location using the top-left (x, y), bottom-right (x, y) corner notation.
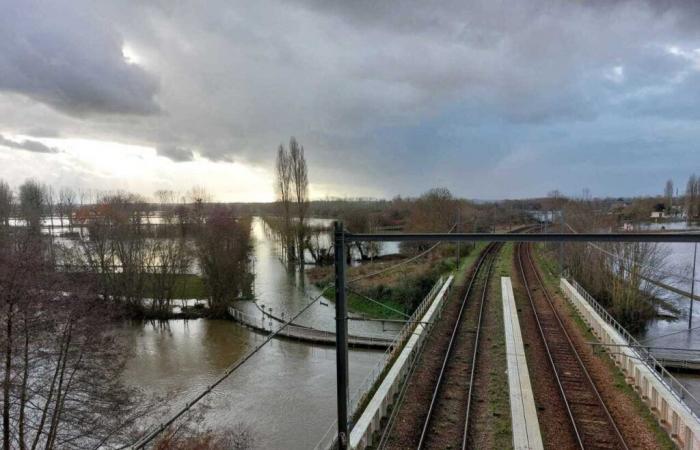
top-left (334, 221), bottom-right (349, 449)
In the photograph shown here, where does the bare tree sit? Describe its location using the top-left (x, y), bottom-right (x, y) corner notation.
top-left (0, 181), bottom-right (12, 227)
top-left (188, 186), bottom-right (211, 226)
top-left (664, 179), bottom-right (674, 213)
top-left (1, 231), bottom-right (149, 449)
top-left (686, 174), bottom-right (698, 220)
top-left (275, 145), bottom-right (294, 260)
top-left (18, 180), bottom-right (46, 234)
top-left (155, 189), bottom-right (176, 225)
top-left (289, 137), bottom-right (309, 262)
top-left (196, 209), bottom-right (253, 316)
top-left (145, 236), bottom-right (193, 315)
top-left (58, 187), bottom-right (77, 232)
top-left (153, 412), bottom-right (254, 450)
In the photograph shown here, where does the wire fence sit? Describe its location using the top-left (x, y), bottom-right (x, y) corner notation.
top-left (227, 305), bottom-right (394, 347)
top-left (568, 279), bottom-right (700, 418)
top-left (313, 275), bottom-right (447, 450)
top-left (347, 276), bottom-right (445, 415)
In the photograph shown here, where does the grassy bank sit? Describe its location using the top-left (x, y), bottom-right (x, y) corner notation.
top-left (310, 243), bottom-right (486, 319)
top-left (487, 243), bottom-right (514, 449)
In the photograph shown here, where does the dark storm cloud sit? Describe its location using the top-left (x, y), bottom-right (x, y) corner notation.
top-left (2, 0), bottom-right (700, 198)
top-left (0, 134), bottom-right (59, 154)
top-left (0, 1), bottom-right (159, 116)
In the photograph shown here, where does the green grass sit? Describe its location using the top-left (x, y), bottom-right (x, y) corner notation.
top-left (324, 286), bottom-right (407, 319)
top-left (532, 247), bottom-right (676, 450)
top-left (489, 243), bottom-right (514, 449)
top-left (141, 273), bottom-right (208, 299)
top-left (451, 242), bottom-right (488, 287)
top-left (325, 243), bottom-right (489, 320)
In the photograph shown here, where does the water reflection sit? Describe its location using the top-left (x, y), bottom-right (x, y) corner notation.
top-left (249, 217), bottom-right (400, 336)
top-left (123, 320), bottom-right (383, 449)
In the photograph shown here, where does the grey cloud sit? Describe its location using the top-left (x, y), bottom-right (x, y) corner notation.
top-left (157, 145), bottom-right (195, 162)
top-left (22, 127), bottom-right (61, 138)
top-left (0, 134), bottom-right (59, 154)
top-left (0, 1), bottom-right (160, 116)
top-left (2, 0), bottom-right (700, 199)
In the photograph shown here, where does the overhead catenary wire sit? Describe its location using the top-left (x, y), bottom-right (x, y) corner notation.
top-left (347, 223), bottom-right (457, 284)
top-left (638, 324), bottom-right (700, 345)
top-left (132, 222), bottom-right (452, 448)
top-left (564, 222), bottom-right (697, 283)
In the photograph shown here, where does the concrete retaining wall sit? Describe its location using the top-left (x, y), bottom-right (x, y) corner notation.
top-left (348, 275), bottom-right (454, 449)
top-left (560, 278), bottom-right (700, 450)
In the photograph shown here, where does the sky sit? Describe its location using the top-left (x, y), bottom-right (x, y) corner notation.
top-left (1, 0), bottom-right (700, 202)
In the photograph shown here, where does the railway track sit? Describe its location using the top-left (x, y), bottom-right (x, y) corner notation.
top-left (379, 242), bottom-right (500, 449)
top-left (516, 242), bottom-right (628, 450)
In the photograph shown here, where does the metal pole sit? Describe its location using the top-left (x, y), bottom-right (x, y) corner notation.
top-left (690, 242), bottom-right (697, 330)
top-left (456, 209), bottom-right (460, 266)
top-left (559, 209), bottom-right (565, 275)
top-left (334, 221), bottom-right (349, 449)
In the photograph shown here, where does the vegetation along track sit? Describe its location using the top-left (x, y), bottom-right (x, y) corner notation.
top-left (379, 242), bottom-right (501, 450)
top-left (516, 242), bottom-right (628, 450)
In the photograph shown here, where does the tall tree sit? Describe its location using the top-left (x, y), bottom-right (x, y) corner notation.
top-left (686, 174), bottom-right (698, 220)
top-left (1, 229), bottom-right (148, 449)
top-left (0, 181), bottom-right (12, 227)
top-left (196, 209), bottom-right (252, 316)
top-left (275, 144), bottom-right (294, 260)
top-left (289, 137), bottom-right (309, 262)
top-left (664, 179), bottom-right (674, 213)
top-left (18, 180), bottom-right (45, 234)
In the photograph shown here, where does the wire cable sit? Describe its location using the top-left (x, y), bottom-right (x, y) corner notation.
top-left (564, 222), bottom-right (696, 283)
top-left (129, 286), bottom-right (331, 449)
top-left (348, 223), bottom-right (457, 284)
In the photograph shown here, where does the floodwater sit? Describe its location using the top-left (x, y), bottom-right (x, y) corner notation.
top-left (122, 320), bottom-right (381, 449)
top-left (246, 217), bottom-right (402, 336)
top-left (620, 221), bottom-right (700, 408)
top-left (121, 217), bottom-right (401, 448)
top-left (635, 221), bottom-right (700, 344)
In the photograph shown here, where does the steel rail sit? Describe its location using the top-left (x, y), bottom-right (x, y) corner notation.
top-left (417, 243), bottom-right (498, 449)
top-left (517, 243), bottom-right (629, 450)
top-left (462, 243), bottom-right (499, 450)
top-left (375, 299), bottom-right (445, 450)
top-left (345, 232), bottom-right (700, 243)
top-left (516, 242), bottom-right (583, 448)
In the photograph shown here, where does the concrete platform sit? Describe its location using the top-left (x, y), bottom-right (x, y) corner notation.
top-left (502, 277), bottom-right (544, 450)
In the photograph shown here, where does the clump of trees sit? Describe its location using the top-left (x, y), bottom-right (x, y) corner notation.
top-left (68, 192), bottom-right (196, 316)
top-left (196, 208), bottom-right (253, 316)
top-left (561, 200), bottom-right (667, 332)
